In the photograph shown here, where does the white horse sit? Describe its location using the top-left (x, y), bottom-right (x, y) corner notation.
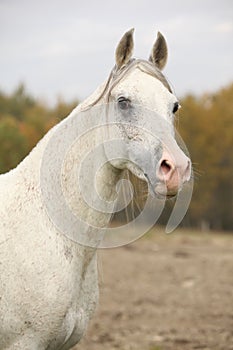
top-left (0, 29), bottom-right (191, 349)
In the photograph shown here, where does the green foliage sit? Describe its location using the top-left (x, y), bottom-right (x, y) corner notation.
top-left (0, 84), bottom-right (36, 121)
top-left (0, 116), bottom-right (27, 173)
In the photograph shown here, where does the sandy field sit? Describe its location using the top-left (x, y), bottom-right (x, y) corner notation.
top-left (73, 228), bottom-right (233, 350)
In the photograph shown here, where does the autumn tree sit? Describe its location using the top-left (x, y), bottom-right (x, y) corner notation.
top-left (178, 84), bottom-right (233, 230)
top-left (0, 84), bottom-right (78, 173)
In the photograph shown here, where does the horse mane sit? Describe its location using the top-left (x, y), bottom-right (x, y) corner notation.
top-left (88, 58), bottom-right (172, 108)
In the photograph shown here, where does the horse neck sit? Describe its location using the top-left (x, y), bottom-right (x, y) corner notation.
top-left (12, 81), bottom-right (107, 181)
top-left (9, 82), bottom-right (122, 233)
top-left (59, 106), bottom-right (121, 228)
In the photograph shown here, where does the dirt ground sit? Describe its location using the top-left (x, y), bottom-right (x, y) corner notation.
top-left (74, 228), bottom-right (233, 350)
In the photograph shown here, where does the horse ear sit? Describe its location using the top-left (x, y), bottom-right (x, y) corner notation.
top-left (115, 28), bottom-right (134, 69)
top-left (149, 32), bottom-right (168, 70)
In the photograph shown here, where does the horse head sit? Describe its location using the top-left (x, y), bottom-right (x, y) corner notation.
top-left (99, 29), bottom-right (191, 198)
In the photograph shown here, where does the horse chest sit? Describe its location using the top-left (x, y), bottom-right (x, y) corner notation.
top-left (0, 194), bottom-right (98, 349)
top-left (53, 251), bottom-right (99, 349)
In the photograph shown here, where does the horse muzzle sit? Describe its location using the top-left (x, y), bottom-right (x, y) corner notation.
top-left (154, 148), bottom-right (191, 197)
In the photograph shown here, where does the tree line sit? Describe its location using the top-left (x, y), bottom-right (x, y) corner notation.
top-left (178, 84), bottom-right (233, 231)
top-left (0, 83), bottom-right (232, 231)
top-left (0, 84), bottom-right (78, 174)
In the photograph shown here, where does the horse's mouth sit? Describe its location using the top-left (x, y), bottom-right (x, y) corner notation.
top-left (142, 173), bottom-right (177, 199)
top-left (125, 165), bottom-right (176, 198)
top-left (156, 191), bottom-right (177, 200)
top-left (125, 162), bottom-right (180, 200)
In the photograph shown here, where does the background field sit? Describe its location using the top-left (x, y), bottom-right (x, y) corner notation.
top-left (73, 228), bottom-right (233, 350)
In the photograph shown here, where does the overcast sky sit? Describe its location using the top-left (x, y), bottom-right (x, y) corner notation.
top-left (0, 0), bottom-right (232, 104)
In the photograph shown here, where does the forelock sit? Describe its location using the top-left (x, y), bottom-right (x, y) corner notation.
top-left (89, 59), bottom-right (173, 107)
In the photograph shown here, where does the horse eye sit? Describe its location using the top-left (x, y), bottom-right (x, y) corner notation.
top-left (173, 102), bottom-right (180, 114)
top-left (117, 96), bottom-right (131, 110)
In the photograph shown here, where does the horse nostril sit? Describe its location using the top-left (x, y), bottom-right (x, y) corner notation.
top-left (160, 160), bottom-right (172, 175)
